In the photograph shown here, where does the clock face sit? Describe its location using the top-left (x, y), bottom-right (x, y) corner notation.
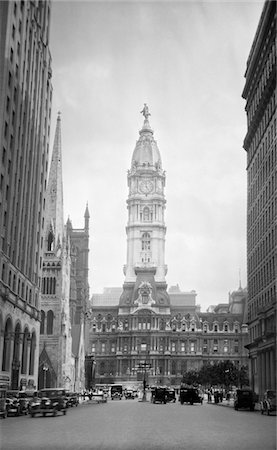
top-left (140, 179), bottom-right (153, 194)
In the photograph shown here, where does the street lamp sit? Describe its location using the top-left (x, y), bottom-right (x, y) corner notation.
top-left (43, 363), bottom-right (49, 388)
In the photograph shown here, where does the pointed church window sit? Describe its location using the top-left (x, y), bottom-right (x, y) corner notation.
top-left (47, 310), bottom-right (54, 334)
top-left (47, 230), bottom-right (54, 251)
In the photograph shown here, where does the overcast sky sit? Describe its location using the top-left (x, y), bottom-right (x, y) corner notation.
top-left (49, 0), bottom-right (263, 311)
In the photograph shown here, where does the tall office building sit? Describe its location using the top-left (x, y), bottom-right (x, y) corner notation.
top-left (242, 1), bottom-right (276, 395)
top-left (0, 1), bottom-right (52, 390)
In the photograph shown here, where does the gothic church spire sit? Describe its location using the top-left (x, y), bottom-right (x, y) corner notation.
top-left (44, 112), bottom-right (64, 251)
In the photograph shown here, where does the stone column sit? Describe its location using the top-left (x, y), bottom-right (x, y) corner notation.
top-left (260, 352), bottom-right (265, 394)
top-left (265, 351), bottom-right (270, 390)
top-left (8, 335), bottom-right (15, 374)
top-left (270, 350), bottom-right (275, 390)
top-left (0, 330), bottom-right (4, 370)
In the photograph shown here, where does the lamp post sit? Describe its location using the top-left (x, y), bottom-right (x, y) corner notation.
top-left (136, 361), bottom-right (151, 402)
top-left (43, 363), bottom-right (49, 388)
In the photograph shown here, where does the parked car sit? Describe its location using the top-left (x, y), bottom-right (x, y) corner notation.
top-left (111, 384), bottom-right (123, 400)
top-left (0, 387), bottom-right (7, 419)
top-left (30, 388), bottom-right (67, 417)
top-left (260, 390), bottom-right (276, 416)
top-left (166, 388), bottom-right (176, 403)
top-left (6, 390), bottom-right (29, 415)
top-left (234, 388), bottom-right (255, 411)
top-left (179, 386), bottom-right (203, 405)
top-left (151, 387), bottom-right (167, 404)
top-left (6, 397), bottom-right (20, 416)
top-left (66, 392), bottom-right (79, 407)
top-left (125, 389), bottom-right (135, 400)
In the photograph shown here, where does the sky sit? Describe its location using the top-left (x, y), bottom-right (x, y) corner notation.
top-left (49, 0), bottom-right (264, 311)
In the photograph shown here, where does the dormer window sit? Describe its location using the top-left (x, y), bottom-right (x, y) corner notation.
top-left (214, 324), bottom-right (218, 332)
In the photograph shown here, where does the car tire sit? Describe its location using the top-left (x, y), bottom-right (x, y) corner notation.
top-left (31, 414), bottom-right (34, 418)
top-left (63, 410), bottom-right (66, 415)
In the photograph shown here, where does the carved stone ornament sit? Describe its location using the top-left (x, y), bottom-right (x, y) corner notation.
top-left (134, 281), bottom-right (155, 309)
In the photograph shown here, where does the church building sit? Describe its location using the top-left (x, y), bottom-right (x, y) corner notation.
top-left (38, 114), bottom-right (90, 391)
top-left (88, 106), bottom-right (249, 387)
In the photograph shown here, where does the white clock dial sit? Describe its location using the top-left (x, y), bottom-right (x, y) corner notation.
top-left (140, 180), bottom-right (153, 194)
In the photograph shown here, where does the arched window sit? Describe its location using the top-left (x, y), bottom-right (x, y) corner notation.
top-left (29, 332), bottom-right (36, 375)
top-left (142, 232), bottom-right (151, 251)
top-left (21, 328), bottom-right (29, 374)
top-left (143, 207), bottom-right (150, 221)
top-left (40, 311), bottom-right (45, 334)
top-left (47, 310), bottom-right (54, 334)
top-left (2, 318), bottom-right (12, 371)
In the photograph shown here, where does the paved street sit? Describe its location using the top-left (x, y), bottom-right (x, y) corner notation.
top-left (0, 399), bottom-right (276, 450)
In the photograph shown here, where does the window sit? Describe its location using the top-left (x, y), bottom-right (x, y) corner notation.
top-left (141, 232), bottom-right (151, 251)
top-left (143, 207), bottom-right (150, 221)
top-left (141, 343), bottom-right (147, 352)
top-left (190, 342), bottom-right (195, 353)
top-left (46, 310), bottom-right (54, 334)
top-left (101, 343), bottom-right (106, 353)
top-left (181, 342), bottom-right (185, 352)
top-left (40, 311), bottom-right (45, 334)
top-left (214, 324), bottom-right (218, 332)
top-left (91, 343), bottom-right (95, 353)
top-left (213, 339), bottom-right (218, 353)
top-left (171, 342), bottom-right (176, 352)
top-left (111, 343), bottom-right (115, 353)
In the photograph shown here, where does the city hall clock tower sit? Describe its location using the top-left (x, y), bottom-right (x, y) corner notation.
top-left (120, 105), bottom-right (170, 309)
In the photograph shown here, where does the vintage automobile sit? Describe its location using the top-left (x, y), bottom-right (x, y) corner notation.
top-left (111, 384), bottom-right (123, 400)
top-left (0, 387), bottom-right (7, 419)
top-left (125, 389), bottom-right (135, 400)
top-left (6, 390), bottom-right (29, 415)
top-left (179, 386), bottom-right (203, 405)
top-left (66, 392), bottom-right (79, 407)
top-left (260, 390), bottom-right (276, 416)
top-left (91, 391), bottom-right (107, 403)
top-left (234, 388), bottom-right (255, 411)
top-left (151, 387), bottom-right (167, 404)
top-left (166, 388), bottom-right (177, 403)
top-left (29, 388), bottom-right (67, 417)
top-left (6, 397), bottom-right (20, 416)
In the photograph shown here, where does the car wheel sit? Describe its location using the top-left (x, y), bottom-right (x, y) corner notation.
top-left (63, 409), bottom-right (66, 415)
top-left (42, 412), bottom-right (46, 417)
top-left (31, 414), bottom-right (34, 418)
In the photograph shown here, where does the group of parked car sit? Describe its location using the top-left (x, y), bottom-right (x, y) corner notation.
top-left (0, 388), bottom-right (80, 419)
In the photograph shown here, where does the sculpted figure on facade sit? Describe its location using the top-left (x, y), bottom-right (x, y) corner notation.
top-left (134, 281), bottom-right (155, 308)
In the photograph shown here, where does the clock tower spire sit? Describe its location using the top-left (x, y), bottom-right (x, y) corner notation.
top-left (120, 105), bottom-right (169, 308)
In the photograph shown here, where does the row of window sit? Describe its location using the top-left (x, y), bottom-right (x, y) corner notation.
top-left (1, 261), bottom-right (38, 307)
top-left (41, 277), bottom-right (56, 295)
top-left (248, 284), bottom-right (276, 323)
top-left (91, 320), bottom-right (241, 333)
top-left (247, 39), bottom-right (276, 127)
top-left (91, 339), bottom-right (240, 355)
top-left (248, 227), bottom-right (276, 275)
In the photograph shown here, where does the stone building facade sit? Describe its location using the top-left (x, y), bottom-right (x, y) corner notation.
top-left (38, 114), bottom-right (89, 391)
top-left (88, 107), bottom-right (249, 387)
top-left (0, 1), bottom-right (52, 390)
top-left (242, 1), bottom-right (276, 396)
top-left (89, 285), bottom-right (248, 387)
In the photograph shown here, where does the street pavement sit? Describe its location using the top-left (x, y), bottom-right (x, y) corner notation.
top-left (1, 397), bottom-right (276, 450)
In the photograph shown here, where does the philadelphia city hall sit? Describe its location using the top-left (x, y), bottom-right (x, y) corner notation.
top-left (87, 106), bottom-right (249, 388)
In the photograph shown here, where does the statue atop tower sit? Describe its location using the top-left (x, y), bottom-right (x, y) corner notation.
top-left (140, 103), bottom-right (151, 120)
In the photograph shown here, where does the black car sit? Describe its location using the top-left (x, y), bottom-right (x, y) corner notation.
top-left (151, 387), bottom-right (167, 404)
top-left (179, 386), bottom-right (203, 405)
top-left (66, 392), bottom-right (79, 407)
top-left (234, 388), bottom-right (255, 411)
top-left (30, 389), bottom-right (67, 417)
top-left (166, 389), bottom-right (176, 403)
